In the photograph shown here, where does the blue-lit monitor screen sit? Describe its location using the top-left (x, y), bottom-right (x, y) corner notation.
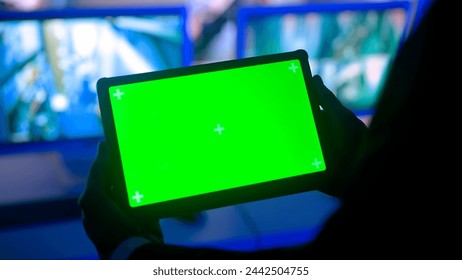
top-left (237, 2), bottom-right (411, 123)
top-left (0, 7), bottom-right (191, 144)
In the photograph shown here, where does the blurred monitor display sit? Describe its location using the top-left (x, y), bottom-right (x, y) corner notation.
top-left (0, 7), bottom-right (192, 145)
top-left (0, 7), bottom-right (192, 222)
top-left (237, 1), bottom-right (412, 123)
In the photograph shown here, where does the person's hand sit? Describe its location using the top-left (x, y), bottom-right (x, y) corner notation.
top-left (312, 75), bottom-right (369, 199)
top-left (78, 141), bottom-right (163, 259)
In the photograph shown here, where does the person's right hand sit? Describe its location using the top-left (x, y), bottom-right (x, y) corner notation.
top-left (312, 75), bottom-right (369, 199)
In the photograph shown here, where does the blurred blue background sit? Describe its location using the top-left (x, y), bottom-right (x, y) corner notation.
top-left (0, 0), bottom-right (433, 259)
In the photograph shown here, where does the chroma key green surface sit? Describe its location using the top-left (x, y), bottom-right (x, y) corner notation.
top-left (109, 59), bottom-right (325, 208)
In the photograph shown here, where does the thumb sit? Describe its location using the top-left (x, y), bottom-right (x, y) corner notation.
top-left (78, 141), bottom-right (112, 209)
top-left (312, 74), bottom-right (345, 111)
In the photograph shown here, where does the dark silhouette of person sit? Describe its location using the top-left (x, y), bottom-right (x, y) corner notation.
top-left (78, 0), bottom-right (462, 260)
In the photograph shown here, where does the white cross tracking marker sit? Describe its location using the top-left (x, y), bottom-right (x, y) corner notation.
top-left (311, 158), bottom-right (323, 169)
top-left (289, 62), bottom-right (299, 73)
top-left (131, 191), bottom-right (144, 203)
top-left (214, 124), bottom-right (225, 135)
top-left (113, 88), bottom-right (124, 100)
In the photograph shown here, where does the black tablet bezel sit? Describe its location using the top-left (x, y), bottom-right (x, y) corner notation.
top-left (97, 49), bottom-right (327, 218)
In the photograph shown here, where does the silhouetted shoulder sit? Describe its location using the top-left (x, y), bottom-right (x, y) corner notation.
top-left (313, 0), bottom-right (462, 259)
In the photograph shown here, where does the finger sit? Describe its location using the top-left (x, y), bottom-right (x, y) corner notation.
top-left (78, 141), bottom-right (111, 209)
top-left (312, 74), bottom-right (345, 110)
top-left (313, 74), bottom-right (364, 124)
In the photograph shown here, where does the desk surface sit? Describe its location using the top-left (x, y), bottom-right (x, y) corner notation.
top-left (0, 190), bottom-right (340, 259)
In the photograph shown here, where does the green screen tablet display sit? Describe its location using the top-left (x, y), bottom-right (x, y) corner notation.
top-left (99, 50), bottom-right (326, 213)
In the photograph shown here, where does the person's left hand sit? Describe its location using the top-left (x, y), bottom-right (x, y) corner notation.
top-left (78, 141), bottom-right (163, 259)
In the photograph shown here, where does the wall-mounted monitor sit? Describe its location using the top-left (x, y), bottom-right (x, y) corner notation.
top-left (236, 1), bottom-right (412, 125)
top-left (0, 6), bottom-right (192, 226)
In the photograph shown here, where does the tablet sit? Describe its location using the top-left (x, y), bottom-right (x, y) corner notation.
top-left (97, 49), bottom-right (327, 218)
